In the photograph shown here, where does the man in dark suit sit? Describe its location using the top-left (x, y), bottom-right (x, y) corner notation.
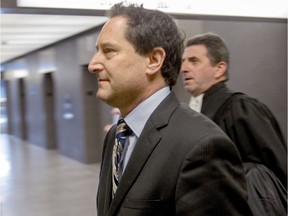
top-left (88, 3), bottom-right (252, 216)
top-left (181, 32), bottom-right (287, 215)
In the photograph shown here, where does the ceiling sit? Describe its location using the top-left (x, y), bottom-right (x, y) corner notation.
top-left (0, 13), bottom-right (107, 64)
top-left (1, 0), bottom-right (287, 65)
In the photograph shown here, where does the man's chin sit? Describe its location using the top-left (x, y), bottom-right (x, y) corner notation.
top-left (96, 91), bottom-right (106, 100)
top-left (97, 92), bottom-right (114, 104)
top-left (184, 86), bottom-right (192, 92)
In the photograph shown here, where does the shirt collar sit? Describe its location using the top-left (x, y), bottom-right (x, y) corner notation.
top-left (124, 86), bottom-right (170, 137)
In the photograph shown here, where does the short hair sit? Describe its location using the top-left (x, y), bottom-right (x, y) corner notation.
top-left (107, 2), bottom-right (184, 86)
top-left (185, 32), bottom-right (230, 80)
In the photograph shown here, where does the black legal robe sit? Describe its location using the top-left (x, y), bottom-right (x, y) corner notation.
top-left (201, 82), bottom-right (287, 188)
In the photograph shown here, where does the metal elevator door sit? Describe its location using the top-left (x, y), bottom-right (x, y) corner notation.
top-left (43, 72), bottom-right (57, 148)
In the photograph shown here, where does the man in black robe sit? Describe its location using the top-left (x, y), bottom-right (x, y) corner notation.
top-left (181, 32), bottom-right (287, 215)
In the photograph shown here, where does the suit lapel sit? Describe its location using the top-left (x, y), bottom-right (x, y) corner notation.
top-left (107, 91), bottom-right (180, 216)
top-left (104, 162), bottom-right (113, 214)
top-left (97, 126), bottom-right (115, 216)
top-left (108, 125), bottom-right (162, 215)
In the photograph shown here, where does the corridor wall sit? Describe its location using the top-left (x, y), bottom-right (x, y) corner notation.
top-left (2, 16), bottom-right (286, 164)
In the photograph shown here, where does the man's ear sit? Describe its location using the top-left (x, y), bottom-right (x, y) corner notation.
top-left (146, 47), bottom-right (166, 75)
top-left (215, 61), bottom-right (227, 79)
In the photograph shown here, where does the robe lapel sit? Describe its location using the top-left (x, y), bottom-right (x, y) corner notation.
top-left (201, 83), bottom-right (234, 119)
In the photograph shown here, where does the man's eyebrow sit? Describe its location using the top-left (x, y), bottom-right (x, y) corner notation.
top-left (188, 56), bottom-right (198, 60)
top-left (95, 42), bottom-right (117, 52)
top-left (99, 41), bottom-right (116, 48)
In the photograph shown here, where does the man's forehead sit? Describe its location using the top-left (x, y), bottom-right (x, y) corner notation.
top-left (102, 16), bottom-right (127, 31)
top-left (96, 18), bottom-right (127, 46)
top-left (184, 45), bottom-right (207, 54)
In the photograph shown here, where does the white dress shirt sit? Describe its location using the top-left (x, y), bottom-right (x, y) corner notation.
top-left (118, 86), bottom-right (171, 178)
top-left (189, 94), bottom-right (204, 113)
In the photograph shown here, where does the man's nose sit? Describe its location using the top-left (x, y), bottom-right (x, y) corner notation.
top-left (180, 62), bottom-right (188, 73)
top-left (88, 54), bottom-right (103, 73)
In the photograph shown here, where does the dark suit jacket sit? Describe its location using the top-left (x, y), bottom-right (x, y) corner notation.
top-left (97, 91), bottom-right (252, 216)
top-left (201, 82), bottom-right (287, 187)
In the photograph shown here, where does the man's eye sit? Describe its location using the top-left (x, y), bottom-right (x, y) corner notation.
top-left (104, 48), bottom-right (113, 54)
top-left (189, 57), bottom-right (198, 63)
top-left (104, 48), bottom-right (118, 57)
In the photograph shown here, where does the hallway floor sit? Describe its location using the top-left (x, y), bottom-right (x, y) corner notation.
top-left (0, 134), bottom-right (100, 216)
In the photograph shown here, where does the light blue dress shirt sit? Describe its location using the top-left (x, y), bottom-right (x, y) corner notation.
top-left (118, 86), bottom-right (170, 178)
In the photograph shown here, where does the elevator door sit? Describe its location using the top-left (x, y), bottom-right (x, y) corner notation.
top-left (43, 72), bottom-right (57, 148)
top-left (18, 78), bottom-right (27, 140)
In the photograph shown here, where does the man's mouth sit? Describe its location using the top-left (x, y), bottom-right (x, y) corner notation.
top-left (98, 78), bottom-right (109, 82)
top-left (184, 77), bottom-right (193, 81)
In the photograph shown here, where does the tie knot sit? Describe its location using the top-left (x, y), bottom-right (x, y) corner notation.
top-left (116, 119), bottom-right (131, 139)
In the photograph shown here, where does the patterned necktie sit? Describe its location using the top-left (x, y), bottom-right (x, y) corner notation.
top-left (112, 119), bottom-right (131, 197)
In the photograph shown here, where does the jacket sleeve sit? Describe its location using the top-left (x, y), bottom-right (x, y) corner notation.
top-left (176, 133), bottom-right (253, 216)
